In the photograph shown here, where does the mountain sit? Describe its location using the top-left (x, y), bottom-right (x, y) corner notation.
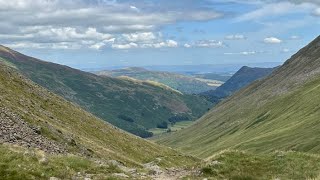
top-left (201, 66), bottom-right (276, 103)
top-left (143, 62), bottom-right (281, 74)
top-left (95, 67), bottom-right (222, 94)
top-left (157, 36), bottom-right (320, 158)
top-left (0, 62), bottom-right (199, 179)
top-left (192, 72), bottom-right (232, 82)
top-left (0, 46), bottom-right (212, 138)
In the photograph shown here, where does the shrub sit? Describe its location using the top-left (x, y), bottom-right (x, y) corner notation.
top-left (157, 121), bottom-right (168, 129)
top-left (168, 115), bottom-right (189, 123)
top-left (117, 115), bottom-right (134, 122)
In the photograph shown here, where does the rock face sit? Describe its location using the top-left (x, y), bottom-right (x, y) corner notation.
top-left (0, 107), bottom-right (66, 154)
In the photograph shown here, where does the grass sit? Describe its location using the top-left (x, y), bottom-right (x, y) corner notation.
top-left (0, 63), bottom-right (199, 169)
top-left (0, 144), bottom-right (122, 180)
top-left (156, 36), bottom-right (320, 158)
top-left (149, 121), bottom-right (194, 136)
top-left (195, 150), bottom-right (320, 180)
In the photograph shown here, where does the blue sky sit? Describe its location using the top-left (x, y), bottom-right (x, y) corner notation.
top-left (0, 0), bottom-right (319, 69)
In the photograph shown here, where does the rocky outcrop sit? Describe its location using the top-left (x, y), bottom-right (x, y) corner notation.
top-left (0, 107), bottom-right (66, 154)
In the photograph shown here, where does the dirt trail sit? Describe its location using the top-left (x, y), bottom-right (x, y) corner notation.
top-left (151, 168), bottom-right (199, 180)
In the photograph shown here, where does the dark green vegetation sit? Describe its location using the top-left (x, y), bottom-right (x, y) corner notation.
top-left (0, 46), bottom-right (212, 137)
top-left (201, 66), bottom-right (276, 103)
top-left (195, 150), bottom-right (320, 180)
top-left (0, 62), bottom-right (199, 179)
top-left (96, 67), bottom-right (222, 94)
top-left (157, 36), bottom-right (320, 158)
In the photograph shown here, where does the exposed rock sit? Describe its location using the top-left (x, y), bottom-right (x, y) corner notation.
top-left (0, 107), bottom-right (66, 154)
top-left (49, 177), bottom-right (60, 180)
top-left (144, 162), bottom-right (163, 175)
top-left (112, 173), bottom-right (129, 178)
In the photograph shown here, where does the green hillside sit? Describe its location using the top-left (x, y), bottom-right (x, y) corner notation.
top-left (96, 67), bottom-right (223, 94)
top-left (201, 66), bottom-right (276, 103)
top-left (0, 46), bottom-right (212, 138)
top-left (157, 35), bottom-right (320, 158)
top-left (0, 62), bottom-right (199, 179)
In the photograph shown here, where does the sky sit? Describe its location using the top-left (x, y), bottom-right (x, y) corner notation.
top-left (0, 0), bottom-right (319, 69)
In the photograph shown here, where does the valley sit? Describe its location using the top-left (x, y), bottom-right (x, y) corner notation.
top-left (0, 46), bottom-right (212, 138)
top-left (95, 67), bottom-right (224, 94)
top-left (0, 1), bottom-right (319, 178)
top-left (1, 36), bottom-right (320, 179)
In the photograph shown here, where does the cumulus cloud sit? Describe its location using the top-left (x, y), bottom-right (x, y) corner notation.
top-left (281, 48), bottom-right (290, 53)
top-left (225, 34), bottom-right (246, 40)
top-left (140, 40), bottom-right (178, 49)
top-left (313, 8), bottom-right (320, 16)
top-left (193, 40), bottom-right (225, 48)
top-left (0, 0), bottom-right (221, 50)
top-left (112, 39), bottom-right (178, 49)
top-left (264, 37), bottom-right (282, 44)
top-left (290, 35), bottom-right (301, 40)
top-left (224, 51), bottom-right (259, 55)
top-left (184, 44), bottom-right (191, 48)
top-left (112, 42), bottom-right (138, 50)
top-left (122, 32), bottom-right (157, 43)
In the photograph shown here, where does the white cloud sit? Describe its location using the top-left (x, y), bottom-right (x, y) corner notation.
top-left (111, 39), bottom-right (178, 49)
top-left (130, 5), bottom-right (140, 12)
top-left (224, 51), bottom-right (258, 55)
top-left (0, 0), bottom-right (221, 50)
top-left (122, 32), bottom-right (157, 43)
top-left (193, 40), bottom-right (225, 48)
top-left (225, 34), bottom-right (246, 40)
top-left (281, 48), bottom-right (290, 53)
top-left (313, 8), bottom-right (320, 16)
top-left (112, 42), bottom-right (138, 49)
top-left (184, 43), bottom-right (191, 48)
top-left (264, 37), bottom-right (282, 44)
top-left (237, 2), bottom-right (316, 21)
top-left (140, 40), bottom-right (178, 48)
top-left (290, 35), bottom-right (301, 40)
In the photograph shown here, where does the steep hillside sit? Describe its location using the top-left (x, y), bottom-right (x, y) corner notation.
top-left (96, 67), bottom-right (222, 94)
top-left (0, 62), bottom-right (199, 179)
top-left (157, 36), bottom-right (320, 158)
top-left (201, 66), bottom-right (276, 103)
top-left (0, 46), bottom-right (212, 138)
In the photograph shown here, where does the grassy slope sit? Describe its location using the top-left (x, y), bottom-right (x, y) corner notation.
top-left (0, 64), bottom-right (198, 170)
top-left (0, 46), bottom-right (212, 137)
top-left (157, 36), bottom-right (320, 158)
top-left (0, 144), bottom-right (123, 180)
top-left (195, 150), bottom-right (320, 180)
top-left (96, 67), bottom-right (219, 94)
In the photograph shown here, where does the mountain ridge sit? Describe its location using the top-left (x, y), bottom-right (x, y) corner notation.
top-left (201, 66), bottom-right (276, 103)
top-left (0, 45), bottom-right (212, 138)
top-left (96, 66), bottom-right (222, 94)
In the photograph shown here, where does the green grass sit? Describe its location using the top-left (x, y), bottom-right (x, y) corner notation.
top-left (156, 36), bottom-right (320, 158)
top-left (195, 150), bottom-right (320, 180)
top-left (0, 63), bottom-right (199, 169)
top-left (0, 144), bottom-right (123, 180)
top-left (0, 47), bottom-right (212, 137)
top-left (149, 121), bottom-right (194, 136)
